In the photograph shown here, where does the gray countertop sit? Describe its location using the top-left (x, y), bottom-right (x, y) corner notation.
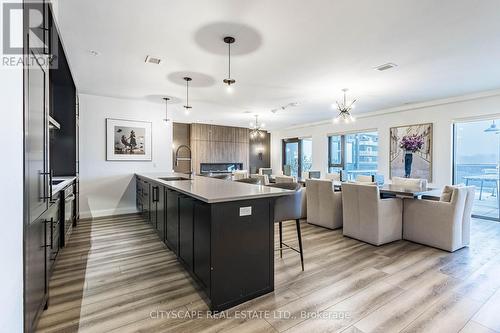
top-left (136, 172), bottom-right (293, 203)
top-left (52, 176), bottom-right (77, 196)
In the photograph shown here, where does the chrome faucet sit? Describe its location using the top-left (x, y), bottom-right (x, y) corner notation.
top-left (175, 145), bottom-right (192, 178)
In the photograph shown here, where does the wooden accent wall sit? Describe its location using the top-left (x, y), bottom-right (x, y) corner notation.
top-left (190, 124), bottom-right (250, 174)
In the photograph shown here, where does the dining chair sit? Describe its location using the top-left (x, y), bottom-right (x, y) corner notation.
top-left (355, 175), bottom-right (374, 183)
top-left (250, 174), bottom-right (269, 185)
top-left (275, 175), bottom-right (296, 183)
top-left (325, 173), bottom-right (341, 181)
top-left (268, 182), bottom-right (305, 270)
top-left (392, 176), bottom-right (427, 188)
top-left (403, 185), bottom-right (475, 252)
top-left (341, 182), bottom-right (403, 245)
top-left (235, 177), bottom-right (261, 185)
top-left (259, 168), bottom-right (273, 176)
top-left (306, 179), bottom-right (342, 229)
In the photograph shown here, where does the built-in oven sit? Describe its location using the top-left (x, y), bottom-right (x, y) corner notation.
top-left (61, 184), bottom-right (75, 247)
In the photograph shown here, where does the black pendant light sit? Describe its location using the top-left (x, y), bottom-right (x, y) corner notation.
top-left (183, 77), bottom-right (192, 114)
top-left (162, 97), bottom-right (170, 122)
top-left (223, 36), bottom-right (236, 93)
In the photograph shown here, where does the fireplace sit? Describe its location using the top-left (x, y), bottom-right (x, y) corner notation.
top-left (200, 163), bottom-right (243, 175)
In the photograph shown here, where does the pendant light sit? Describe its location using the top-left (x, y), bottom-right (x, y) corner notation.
top-left (333, 88), bottom-right (356, 124)
top-left (223, 36), bottom-right (236, 93)
top-left (183, 77), bottom-right (192, 114)
top-left (162, 97), bottom-right (170, 122)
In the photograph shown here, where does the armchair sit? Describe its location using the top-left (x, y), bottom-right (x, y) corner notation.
top-left (403, 186), bottom-right (475, 252)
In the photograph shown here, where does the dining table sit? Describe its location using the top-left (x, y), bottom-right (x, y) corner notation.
top-left (329, 181), bottom-right (440, 199)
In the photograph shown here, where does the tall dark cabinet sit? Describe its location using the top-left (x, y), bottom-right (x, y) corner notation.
top-left (23, 2), bottom-right (79, 332)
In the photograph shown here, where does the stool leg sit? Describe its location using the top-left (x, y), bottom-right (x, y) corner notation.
top-left (296, 219), bottom-right (304, 271)
top-left (279, 221), bottom-right (283, 258)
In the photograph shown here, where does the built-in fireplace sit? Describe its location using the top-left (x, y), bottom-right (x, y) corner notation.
top-left (200, 162), bottom-right (243, 175)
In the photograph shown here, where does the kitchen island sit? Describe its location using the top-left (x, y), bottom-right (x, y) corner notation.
top-left (135, 173), bottom-right (293, 311)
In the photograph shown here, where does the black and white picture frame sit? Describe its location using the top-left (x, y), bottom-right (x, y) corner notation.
top-left (106, 118), bottom-right (152, 161)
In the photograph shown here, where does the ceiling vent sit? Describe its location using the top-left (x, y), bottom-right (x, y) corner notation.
top-left (374, 63), bottom-right (397, 71)
top-left (145, 55), bottom-right (162, 65)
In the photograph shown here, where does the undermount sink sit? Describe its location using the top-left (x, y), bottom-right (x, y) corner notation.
top-left (159, 177), bottom-right (191, 181)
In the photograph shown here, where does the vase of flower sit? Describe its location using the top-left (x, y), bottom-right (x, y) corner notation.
top-left (404, 151), bottom-right (413, 178)
top-left (399, 134), bottom-right (424, 178)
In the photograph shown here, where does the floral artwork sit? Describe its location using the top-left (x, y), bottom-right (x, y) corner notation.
top-left (390, 123), bottom-right (432, 181)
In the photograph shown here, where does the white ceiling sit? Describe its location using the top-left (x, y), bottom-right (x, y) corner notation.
top-left (56, 0), bottom-right (500, 130)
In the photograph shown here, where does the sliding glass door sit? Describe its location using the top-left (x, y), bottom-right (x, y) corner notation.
top-left (454, 120), bottom-right (500, 221)
top-left (282, 137), bottom-right (312, 177)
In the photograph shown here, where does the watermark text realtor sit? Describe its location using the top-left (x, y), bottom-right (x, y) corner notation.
top-left (2, 1), bottom-right (58, 68)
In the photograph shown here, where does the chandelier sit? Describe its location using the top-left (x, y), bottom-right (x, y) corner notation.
top-left (333, 88), bottom-right (356, 123)
top-left (250, 115), bottom-right (266, 139)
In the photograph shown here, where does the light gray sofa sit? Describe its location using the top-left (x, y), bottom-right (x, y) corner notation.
top-left (306, 179), bottom-right (342, 229)
top-left (403, 185), bottom-right (475, 252)
top-left (341, 183), bottom-right (403, 246)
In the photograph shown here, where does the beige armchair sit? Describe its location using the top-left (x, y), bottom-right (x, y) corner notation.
top-left (403, 186), bottom-right (475, 252)
top-left (232, 170), bottom-right (248, 181)
top-left (341, 183), bottom-right (403, 246)
top-left (392, 176), bottom-right (427, 188)
top-left (355, 175), bottom-right (374, 183)
top-left (275, 175), bottom-right (296, 183)
top-left (259, 168), bottom-right (273, 176)
top-left (325, 173), bottom-right (341, 181)
top-left (250, 174), bottom-right (269, 185)
top-left (306, 179), bottom-right (342, 229)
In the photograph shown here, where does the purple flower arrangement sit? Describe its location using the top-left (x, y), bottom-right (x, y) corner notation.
top-left (400, 134), bottom-right (424, 153)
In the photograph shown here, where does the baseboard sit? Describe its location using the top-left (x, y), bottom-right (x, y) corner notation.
top-left (79, 207), bottom-right (139, 220)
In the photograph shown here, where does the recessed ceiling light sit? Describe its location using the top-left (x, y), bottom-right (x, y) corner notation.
top-left (374, 63), bottom-right (397, 71)
top-left (89, 50), bottom-right (100, 56)
top-left (145, 55), bottom-right (162, 65)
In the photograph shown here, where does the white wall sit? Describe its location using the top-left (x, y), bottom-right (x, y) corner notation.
top-left (271, 91), bottom-right (500, 187)
top-left (0, 0), bottom-right (24, 330)
top-left (79, 94), bottom-right (172, 219)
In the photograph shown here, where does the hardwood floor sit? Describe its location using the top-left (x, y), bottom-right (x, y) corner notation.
top-left (36, 215), bottom-right (500, 333)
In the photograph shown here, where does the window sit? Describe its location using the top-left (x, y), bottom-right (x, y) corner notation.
top-left (282, 137), bottom-right (313, 177)
top-left (328, 131), bottom-right (379, 180)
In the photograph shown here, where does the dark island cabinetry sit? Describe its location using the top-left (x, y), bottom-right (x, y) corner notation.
top-left (165, 188), bottom-right (179, 253)
top-left (135, 174), bottom-right (278, 311)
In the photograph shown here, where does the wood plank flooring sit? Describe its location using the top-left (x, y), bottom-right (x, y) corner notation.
top-left (36, 215), bottom-right (500, 333)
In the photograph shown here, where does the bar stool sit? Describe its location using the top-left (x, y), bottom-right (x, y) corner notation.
top-left (268, 182), bottom-right (305, 271)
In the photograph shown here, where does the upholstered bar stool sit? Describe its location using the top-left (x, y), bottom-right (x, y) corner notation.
top-left (268, 182), bottom-right (305, 270)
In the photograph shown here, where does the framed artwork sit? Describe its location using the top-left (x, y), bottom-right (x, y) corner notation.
top-left (106, 118), bottom-right (152, 161)
top-left (390, 123), bottom-right (433, 181)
